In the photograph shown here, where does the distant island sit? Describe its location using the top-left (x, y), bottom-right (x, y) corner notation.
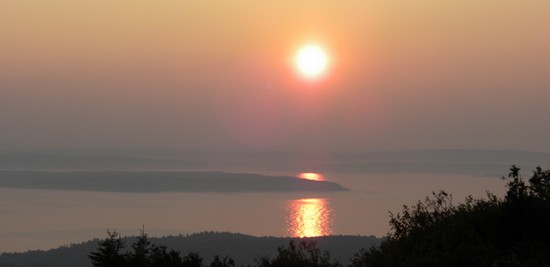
top-left (0, 171), bottom-right (349, 193)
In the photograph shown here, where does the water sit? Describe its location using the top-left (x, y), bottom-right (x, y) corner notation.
top-left (0, 172), bottom-right (506, 252)
top-left (287, 198), bottom-right (332, 237)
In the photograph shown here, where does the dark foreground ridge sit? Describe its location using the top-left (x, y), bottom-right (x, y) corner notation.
top-left (0, 232), bottom-right (382, 267)
top-left (0, 171), bottom-right (349, 193)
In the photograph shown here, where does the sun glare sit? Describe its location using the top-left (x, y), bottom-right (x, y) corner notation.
top-left (298, 172), bottom-right (324, 181)
top-left (295, 44), bottom-right (329, 80)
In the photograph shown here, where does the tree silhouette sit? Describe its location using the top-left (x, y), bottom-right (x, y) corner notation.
top-left (90, 228), bottom-right (189, 267)
top-left (503, 165), bottom-right (528, 202)
top-left (527, 166), bottom-right (550, 200)
top-left (181, 252), bottom-right (203, 267)
top-left (150, 245), bottom-right (184, 267)
top-left (88, 230), bottom-right (126, 267)
top-left (256, 240), bottom-right (341, 267)
top-left (351, 166), bottom-right (550, 266)
top-left (127, 226), bottom-right (152, 267)
top-left (209, 255), bottom-right (235, 267)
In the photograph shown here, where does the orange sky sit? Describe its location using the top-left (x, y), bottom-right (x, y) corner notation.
top-left (1, 1), bottom-right (549, 152)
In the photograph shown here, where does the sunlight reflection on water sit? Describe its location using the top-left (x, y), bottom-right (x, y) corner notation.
top-left (287, 198), bottom-right (333, 237)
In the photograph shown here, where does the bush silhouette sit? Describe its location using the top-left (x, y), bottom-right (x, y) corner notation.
top-left (351, 165), bottom-right (550, 267)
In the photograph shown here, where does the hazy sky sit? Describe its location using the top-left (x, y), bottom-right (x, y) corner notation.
top-left (1, 1), bottom-right (549, 152)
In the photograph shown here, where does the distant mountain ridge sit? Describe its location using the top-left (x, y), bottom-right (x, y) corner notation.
top-left (0, 232), bottom-right (383, 267)
top-left (1, 148), bottom-right (549, 177)
top-left (0, 171), bottom-right (348, 193)
top-left (328, 149), bottom-right (550, 176)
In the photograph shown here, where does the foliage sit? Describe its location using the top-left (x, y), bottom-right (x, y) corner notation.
top-left (210, 255), bottom-right (236, 267)
top-left (350, 165), bottom-right (550, 267)
top-left (182, 252), bottom-right (204, 267)
top-left (149, 245), bottom-right (184, 267)
top-left (256, 240), bottom-right (341, 267)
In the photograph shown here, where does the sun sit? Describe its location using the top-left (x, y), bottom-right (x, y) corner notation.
top-left (298, 173), bottom-right (325, 181)
top-left (294, 44), bottom-right (329, 80)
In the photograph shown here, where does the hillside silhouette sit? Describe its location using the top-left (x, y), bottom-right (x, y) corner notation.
top-left (0, 233), bottom-right (382, 267)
